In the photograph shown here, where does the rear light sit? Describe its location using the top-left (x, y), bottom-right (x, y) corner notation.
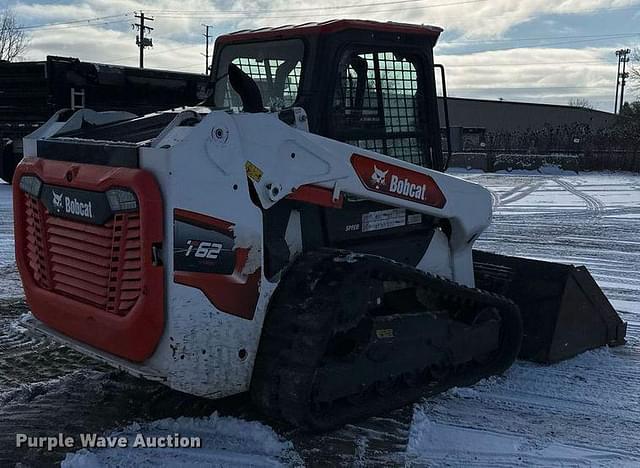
top-left (19, 175), bottom-right (42, 198)
top-left (106, 188), bottom-right (139, 212)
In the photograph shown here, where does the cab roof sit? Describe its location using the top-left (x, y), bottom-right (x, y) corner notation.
top-left (215, 19), bottom-right (443, 46)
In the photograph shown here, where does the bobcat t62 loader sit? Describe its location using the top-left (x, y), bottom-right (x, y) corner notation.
top-left (13, 20), bottom-right (626, 430)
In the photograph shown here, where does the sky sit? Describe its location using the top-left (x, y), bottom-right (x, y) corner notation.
top-left (6, 0), bottom-right (640, 112)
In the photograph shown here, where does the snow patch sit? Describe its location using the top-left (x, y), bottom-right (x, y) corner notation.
top-left (333, 252), bottom-right (365, 263)
top-left (407, 407), bottom-right (635, 466)
top-left (495, 164), bottom-right (578, 176)
top-left (62, 413), bottom-right (300, 468)
top-left (448, 386), bottom-right (480, 399)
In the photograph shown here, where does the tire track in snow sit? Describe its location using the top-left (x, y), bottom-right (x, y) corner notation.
top-left (490, 190), bottom-right (501, 209)
top-left (553, 178), bottom-right (604, 218)
top-left (498, 181), bottom-right (545, 206)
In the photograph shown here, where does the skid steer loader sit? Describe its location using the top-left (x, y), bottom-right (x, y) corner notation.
top-left (13, 20), bottom-right (626, 430)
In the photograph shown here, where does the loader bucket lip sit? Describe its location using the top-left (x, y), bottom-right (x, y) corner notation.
top-left (473, 250), bottom-right (627, 364)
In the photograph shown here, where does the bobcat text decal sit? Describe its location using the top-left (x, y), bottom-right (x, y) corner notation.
top-left (39, 185), bottom-right (113, 225)
top-left (51, 190), bottom-right (94, 219)
top-left (351, 154), bottom-right (446, 208)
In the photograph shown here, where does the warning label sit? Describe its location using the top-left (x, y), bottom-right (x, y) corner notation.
top-left (362, 208), bottom-right (406, 233)
top-left (407, 213), bottom-right (423, 225)
top-left (245, 161), bottom-right (263, 182)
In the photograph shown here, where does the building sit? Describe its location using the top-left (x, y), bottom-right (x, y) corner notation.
top-left (438, 97), bottom-right (615, 133)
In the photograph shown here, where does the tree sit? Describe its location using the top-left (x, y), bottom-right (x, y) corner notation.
top-left (567, 98), bottom-right (593, 109)
top-left (0, 8), bottom-right (28, 62)
top-left (613, 101), bottom-right (640, 148)
top-left (631, 48), bottom-right (640, 91)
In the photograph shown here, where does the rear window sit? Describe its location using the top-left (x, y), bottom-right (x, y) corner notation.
top-left (213, 39), bottom-right (304, 111)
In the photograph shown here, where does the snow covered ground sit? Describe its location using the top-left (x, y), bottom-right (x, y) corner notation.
top-left (1, 171), bottom-right (639, 466)
top-left (0, 184), bottom-right (21, 298)
top-left (62, 414), bottom-right (302, 467)
top-left (406, 170), bottom-right (640, 467)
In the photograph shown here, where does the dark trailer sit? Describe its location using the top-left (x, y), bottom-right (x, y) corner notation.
top-left (0, 55), bottom-right (208, 183)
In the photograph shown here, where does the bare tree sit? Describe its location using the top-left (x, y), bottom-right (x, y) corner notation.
top-left (631, 48), bottom-right (640, 91)
top-left (567, 98), bottom-right (593, 110)
top-left (0, 8), bottom-right (28, 62)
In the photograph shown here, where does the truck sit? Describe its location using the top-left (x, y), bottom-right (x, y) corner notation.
top-left (0, 55), bottom-right (208, 183)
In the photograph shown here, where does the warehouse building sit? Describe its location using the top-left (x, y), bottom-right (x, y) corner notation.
top-left (438, 96), bottom-right (615, 132)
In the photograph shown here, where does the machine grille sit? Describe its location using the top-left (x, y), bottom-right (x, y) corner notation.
top-left (24, 195), bottom-right (142, 316)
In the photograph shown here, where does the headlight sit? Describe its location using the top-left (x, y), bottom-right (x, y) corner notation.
top-left (106, 188), bottom-right (138, 212)
top-left (19, 175), bottom-right (42, 198)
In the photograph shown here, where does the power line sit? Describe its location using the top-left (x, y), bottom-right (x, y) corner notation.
top-left (445, 31), bottom-right (640, 46)
top-left (442, 60), bottom-right (617, 68)
top-left (105, 44), bottom-right (200, 63)
top-left (457, 34), bottom-right (640, 55)
top-left (14, 0), bottom-right (640, 33)
top-left (23, 19), bottom-right (131, 33)
top-left (147, 0), bottom-right (489, 15)
top-left (149, 0), bottom-right (640, 16)
top-left (149, 2), bottom-right (640, 20)
top-left (173, 62), bottom-right (207, 71)
top-left (106, 32), bottom-right (636, 65)
top-left (450, 85), bottom-right (612, 90)
top-left (16, 13), bottom-right (129, 30)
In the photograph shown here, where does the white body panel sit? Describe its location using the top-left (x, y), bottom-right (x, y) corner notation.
top-left (30, 107), bottom-right (493, 399)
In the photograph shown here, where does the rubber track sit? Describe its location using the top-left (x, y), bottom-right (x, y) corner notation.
top-left (251, 249), bottom-right (522, 431)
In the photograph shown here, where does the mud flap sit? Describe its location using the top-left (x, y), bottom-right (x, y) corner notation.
top-left (473, 250), bottom-right (627, 363)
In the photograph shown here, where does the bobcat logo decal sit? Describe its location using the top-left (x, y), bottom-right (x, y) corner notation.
top-left (371, 165), bottom-right (389, 189)
top-left (351, 154), bottom-right (447, 209)
top-left (52, 190), bottom-right (63, 210)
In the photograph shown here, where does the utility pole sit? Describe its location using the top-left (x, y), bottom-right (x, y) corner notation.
top-left (619, 49), bottom-right (630, 114)
top-left (202, 24), bottom-right (212, 75)
top-left (614, 50), bottom-right (622, 114)
top-left (614, 48), bottom-right (630, 114)
top-left (133, 11), bottom-right (154, 69)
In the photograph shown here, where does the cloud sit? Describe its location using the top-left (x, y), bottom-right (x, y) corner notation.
top-left (436, 47), bottom-right (618, 106)
top-left (9, 0), bottom-right (640, 108)
top-left (14, 0), bottom-right (640, 39)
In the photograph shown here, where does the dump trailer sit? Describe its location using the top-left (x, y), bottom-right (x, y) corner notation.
top-left (14, 20), bottom-right (626, 430)
top-left (0, 56), bottom-right (208, 183)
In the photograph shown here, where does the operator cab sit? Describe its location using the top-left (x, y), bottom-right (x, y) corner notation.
top-left (206, 20), bottom-right (446, 171)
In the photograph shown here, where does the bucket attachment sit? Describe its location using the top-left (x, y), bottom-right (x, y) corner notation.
top-left (473, 250), bottom-right (627, 363)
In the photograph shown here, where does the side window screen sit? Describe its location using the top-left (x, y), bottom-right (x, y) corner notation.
top-left (332, 51), bottom-right (426, 166)
top-left (214, 39), bottom-right (303, 111)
